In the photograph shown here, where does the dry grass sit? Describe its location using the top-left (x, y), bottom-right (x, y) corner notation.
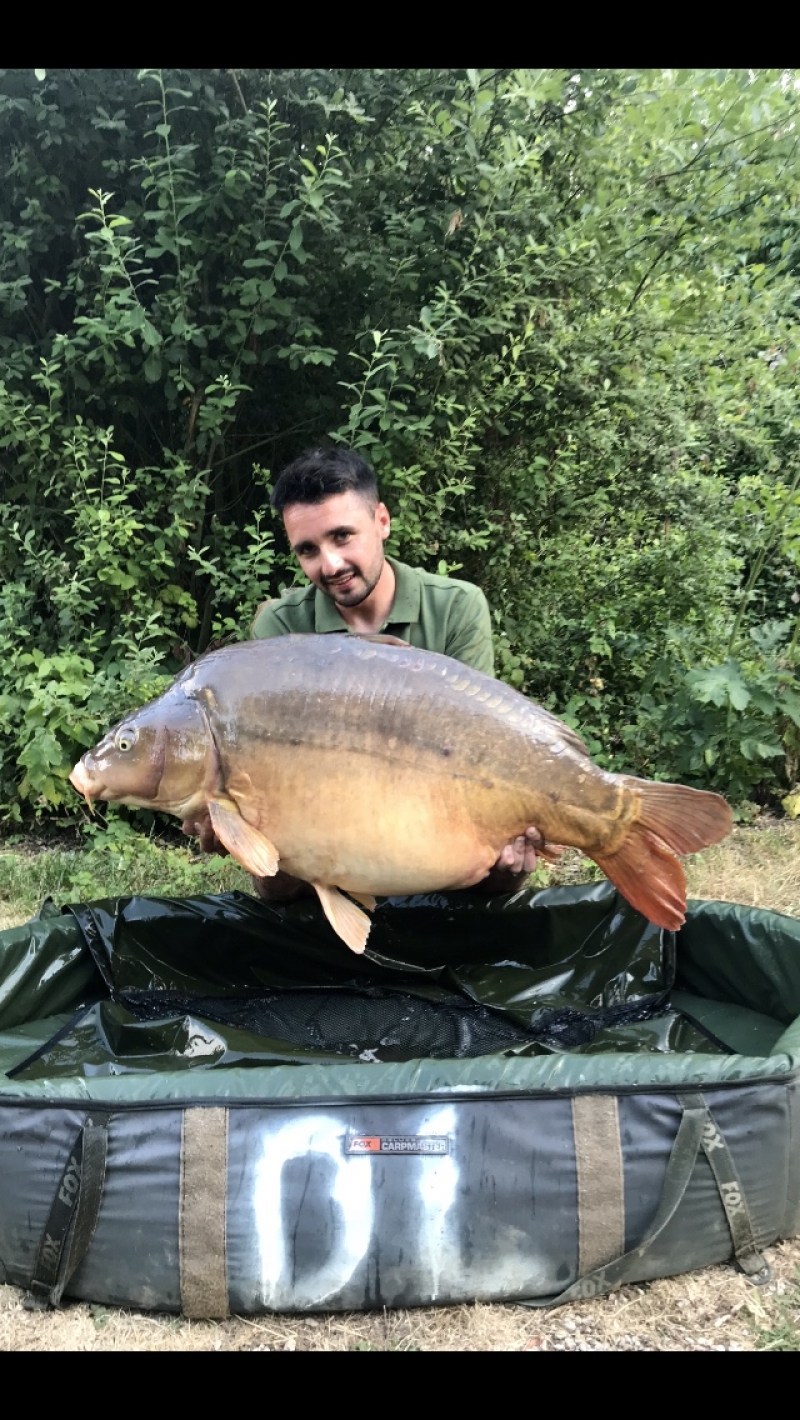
top-left (1, 820), bottom-right (799, 1351)
top-left (2, 1244), bottom-right (799, 1351)
top-left (684, 819), bottom-right (800, 919)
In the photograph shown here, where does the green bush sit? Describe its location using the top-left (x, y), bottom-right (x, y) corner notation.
top-left (0, 67), bottom-right (798, 824)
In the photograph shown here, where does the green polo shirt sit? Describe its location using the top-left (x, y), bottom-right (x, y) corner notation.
top-left (250, 556), bottom-right (495, 676)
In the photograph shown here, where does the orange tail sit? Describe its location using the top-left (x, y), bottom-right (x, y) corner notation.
top-left (593, 781), bottom-right (732, 931)
top-left (623, 779), bottom-right (733, 855)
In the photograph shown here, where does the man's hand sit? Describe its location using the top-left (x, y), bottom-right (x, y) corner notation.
top-left (495, 828), bottom-right (544, 877)
top-left (472, 827), bottom-right (563, 894)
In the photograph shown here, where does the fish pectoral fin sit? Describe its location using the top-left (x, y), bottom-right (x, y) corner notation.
top-left (207, 796), bottom-right (280, 877)
top-left (346, 890), bottom-right (378, 912)
top-left (313, 883), bottom-right (372, 954)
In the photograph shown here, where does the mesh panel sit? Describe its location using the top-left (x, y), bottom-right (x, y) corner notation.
top-left (122, 987), bottom-right (667, 1062)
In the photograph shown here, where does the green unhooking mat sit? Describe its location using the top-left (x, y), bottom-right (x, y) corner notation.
top-left (0, 881), bottom-right (798, 1315)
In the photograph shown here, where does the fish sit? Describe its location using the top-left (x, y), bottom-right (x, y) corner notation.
top-left (68, 634), bottom-right (733, 954)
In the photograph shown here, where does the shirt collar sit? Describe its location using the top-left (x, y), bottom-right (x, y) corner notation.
top-left (313, 555), bottom-right (421, 632)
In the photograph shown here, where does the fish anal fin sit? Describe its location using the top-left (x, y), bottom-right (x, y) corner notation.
top-left (593, 826), bottom-right (688, 931)
top-left (208, 795), bottom-right (280, 877)
top-left (313, 882), bottom-right (372, 954)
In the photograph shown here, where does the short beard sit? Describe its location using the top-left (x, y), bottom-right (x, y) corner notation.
top-left (324, 553), bottom-right (384, 607)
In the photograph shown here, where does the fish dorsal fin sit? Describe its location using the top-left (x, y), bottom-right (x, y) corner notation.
top-left (535, 706), bottom-right (591, 758)
top-left (208, 795), bottom-right (280, 877)
top-left (349, 633), bottom-right (410, 648)
top-left (312, 882), bottom-right (373, 954)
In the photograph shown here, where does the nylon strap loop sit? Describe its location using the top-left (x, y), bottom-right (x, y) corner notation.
top-left (26, 1114), bottom-right (109, 1310)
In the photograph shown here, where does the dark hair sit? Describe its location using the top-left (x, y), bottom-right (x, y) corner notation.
top-left (270, 446), bottom-right (379, 511)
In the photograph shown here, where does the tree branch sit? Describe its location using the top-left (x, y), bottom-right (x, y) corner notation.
top-left (227, 69), bottom-right (249, 117)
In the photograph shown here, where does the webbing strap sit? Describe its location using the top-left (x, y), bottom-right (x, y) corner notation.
top-left (679, 1092), bottom-right (771, 1283)
top-left (523, 1090), bottom-right (771, 1310)
top-left (25, 1114), bottom-right (109, 1310)
top-left (179, 1106), bottom-right (230, 1318)
top-left (572, 1095), bottom-right (625, 1275)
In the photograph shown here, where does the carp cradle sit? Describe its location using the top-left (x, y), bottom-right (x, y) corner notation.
top-left (0, 882), bottom-right (797, 1314)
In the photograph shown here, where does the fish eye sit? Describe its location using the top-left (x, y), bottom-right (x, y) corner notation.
top-left (114, 726), bottom-right (138, 752)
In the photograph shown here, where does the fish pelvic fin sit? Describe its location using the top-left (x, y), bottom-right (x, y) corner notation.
top-left (593, 828), bottom-right (688, 931)
top-left (207, 795), bottom-right (280, 877)
top-left (624, 778), bottom-right (733, 854)
top-left (346, 890), bottom-right (378, 912)
top-left (312, 882), bottom-right (372, 954)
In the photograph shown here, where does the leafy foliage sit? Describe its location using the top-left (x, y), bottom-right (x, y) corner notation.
top-left (0, 67), bottom-right (798, 823)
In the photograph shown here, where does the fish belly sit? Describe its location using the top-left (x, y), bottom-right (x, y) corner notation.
top-left (223, 744), bottom-right (524, 895)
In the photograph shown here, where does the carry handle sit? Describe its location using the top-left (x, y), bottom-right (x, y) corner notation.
top-left (523, 1091), bottom-right (769, 1310)
top-left (24, 1114), bottom-right (110, 1310)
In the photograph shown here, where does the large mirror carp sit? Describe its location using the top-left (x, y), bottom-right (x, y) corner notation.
top-left (69, 635), bottom-right (732, 953)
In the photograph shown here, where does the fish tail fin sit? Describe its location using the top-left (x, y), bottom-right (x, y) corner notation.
top-left (593, 828), bottom-right (688, 930)
top-left (593, 781), bottom-right (732, 931)
top-left (623, 778), bottom-right (733, 855)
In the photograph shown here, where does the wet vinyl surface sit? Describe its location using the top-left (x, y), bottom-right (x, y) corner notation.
top-left (5, 884), bottom-right (728, 1078)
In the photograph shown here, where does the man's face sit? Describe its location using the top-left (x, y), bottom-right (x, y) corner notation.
top-left (283, 491), bottom-right (391, 609)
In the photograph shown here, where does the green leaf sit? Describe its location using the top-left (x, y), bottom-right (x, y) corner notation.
top-left (755, 741), bottom-right (783, 759)
top-left (728, 680), bottom-right (751, 712)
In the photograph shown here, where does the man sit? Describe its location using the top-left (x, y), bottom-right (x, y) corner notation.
top-left (251, 446), bottom-right (496, 674)
top-left (184, 446), bottom-right (544, 897)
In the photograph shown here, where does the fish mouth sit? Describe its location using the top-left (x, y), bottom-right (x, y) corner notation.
top-left (68, 760), bottom-right (99, 813)
top-left (69, 761), bottom-right (93, 798)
